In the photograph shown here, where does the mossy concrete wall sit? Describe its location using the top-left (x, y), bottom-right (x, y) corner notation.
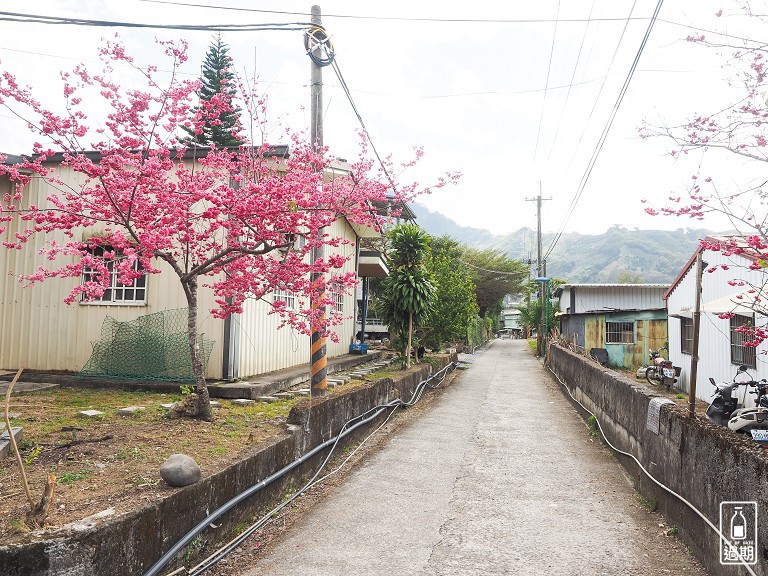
top-left (0, 355), bottom-right (456, 576)
top-left (548, 344), bottom-right (768, 576)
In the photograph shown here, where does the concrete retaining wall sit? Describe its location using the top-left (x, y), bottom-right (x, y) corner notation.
top-left (0, 355), bottom-right (456, 575)
top-left (548, 344), bottom-right (768, 576)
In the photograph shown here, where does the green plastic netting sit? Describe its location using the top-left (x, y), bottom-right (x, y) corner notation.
top-left (80, 309), bottom-right (214, 381)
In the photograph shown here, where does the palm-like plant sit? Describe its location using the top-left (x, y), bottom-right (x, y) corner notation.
top-left (378, 224), bottom-right (435, 367)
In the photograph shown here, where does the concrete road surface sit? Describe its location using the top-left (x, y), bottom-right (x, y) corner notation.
top-left (242, 339), bottom-right (705, 576)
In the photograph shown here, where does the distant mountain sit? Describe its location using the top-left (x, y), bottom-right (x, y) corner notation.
top-left (411, 203), bottom-right (710, 284)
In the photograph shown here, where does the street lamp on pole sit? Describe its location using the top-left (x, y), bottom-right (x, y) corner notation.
top-left (534, 277), bottom-right (550, 357)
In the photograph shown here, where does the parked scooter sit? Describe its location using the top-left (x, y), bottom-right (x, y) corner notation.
top-left (728, 379), bottom-right (768, 434)
top-left (645, 347), bottom-right (679, 390)
top-left (705, 365), bottom-right (768, 431)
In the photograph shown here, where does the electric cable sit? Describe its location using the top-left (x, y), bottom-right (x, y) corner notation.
top-left (532, 0), bottom-right (561, 167)
top-left (546, 353), bottom-right (758, 575)
top-left (544, 0), bottom-right (664, 263)
top-left (544, 0), bottom-right (597, 169)
top-left (143, 361), bottom-right (456, 576)
top-left (329, 57), bottom-right (399, 196)
top-left (459, 260), bottom-right (525, 276)
top-left (303, 25), bottom-right (334, 67)
top-left (131, 1), bottom-right (656, 25)
top-left (0, 10), bottom-right (311, 32)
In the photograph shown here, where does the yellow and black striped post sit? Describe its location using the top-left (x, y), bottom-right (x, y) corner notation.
top-left (310, 287), bottom-right (328, 396)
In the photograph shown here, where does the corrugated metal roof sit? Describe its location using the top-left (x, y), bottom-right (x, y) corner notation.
top-left (559, 283), bottom-right (669, 289)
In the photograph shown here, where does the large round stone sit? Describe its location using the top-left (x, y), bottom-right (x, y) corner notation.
top-left (159, 454), bottom-right (201, 487)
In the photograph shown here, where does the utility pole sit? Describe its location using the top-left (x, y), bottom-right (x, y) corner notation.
top-left (309, 5), bottom-right (327, 397)
top-left (525, 183), bottom-right (551, 355)
top-left (688, 251), bottom-right (704, 417)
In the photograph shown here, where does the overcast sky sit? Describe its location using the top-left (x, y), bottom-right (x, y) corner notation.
top-left (0, 0), bottom-right (759, 237)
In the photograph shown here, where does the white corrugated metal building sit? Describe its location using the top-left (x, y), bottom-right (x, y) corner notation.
top-left (0, 150), bottom-right (384, 381)
top-left (665, 236), bottom-right (768, 404)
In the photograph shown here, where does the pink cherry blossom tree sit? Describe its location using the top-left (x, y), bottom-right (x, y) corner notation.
top-left (640, 3), bottom-right (768, 347)
top-left (0, 38), bottom-right (458, 420)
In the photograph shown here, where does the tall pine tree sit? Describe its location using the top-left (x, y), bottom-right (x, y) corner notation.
top-left (183, 34), bottom-right (244, 147)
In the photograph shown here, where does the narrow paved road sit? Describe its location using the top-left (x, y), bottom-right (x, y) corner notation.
top-left (242, 339), bottom-right (706, 576)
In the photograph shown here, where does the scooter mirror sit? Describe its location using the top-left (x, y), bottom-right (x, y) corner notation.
top-left (738, 365), bottom-right (749, 373)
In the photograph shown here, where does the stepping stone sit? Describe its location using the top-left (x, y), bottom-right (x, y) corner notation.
top-left (79, 410), bottom-right (105, 418)
top-left (118, 406), bottom-right (146, 416)
top-left (294, 389), bottom-right (311, 396)
top-left (209, 401), bottom-right (222, 409)
top-left (231, 399), bottom-right (255, 406)
top-left (327, 381), bottom-right (338, 389)
top-left (159, 403), bottom-right (175, 410)
top-left (273, 392), bottom-right (295, 400)
top-left (256, 396), bottom-right (279, 403)
top-left (0, 426), bottom-right (23, 460)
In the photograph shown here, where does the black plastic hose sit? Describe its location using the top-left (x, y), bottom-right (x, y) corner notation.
top-left (144, 362), bottom-right (455, 576)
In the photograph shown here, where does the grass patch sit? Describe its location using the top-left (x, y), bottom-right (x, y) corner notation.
top-left (587, 415), bottom-right (601, 437)
top-left (676, 393), bottom-right (686, 399)
top-left (59, 470), bottom-right (93, 484)
top-left (637, 493), bottom-right (659, 512)
top-left (528, 338), bottom-right (537, 352)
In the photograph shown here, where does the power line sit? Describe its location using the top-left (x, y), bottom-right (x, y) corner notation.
top-left (532, 0), bottom-right (561, 168)
top-left (329, 57), bottom-right (398, 194)
top-left (563, 0), bottom-right (639, 173)
top-left (460, 261), bottom-right (524, 276)
top-left (133, 1), bottom-right (656, 25)
top-left (544, 0), bottom-right (666, 262)
top-left (0, 10), bottom-right (311, 32)
top-left (545, 0), bottom-right (597, 169)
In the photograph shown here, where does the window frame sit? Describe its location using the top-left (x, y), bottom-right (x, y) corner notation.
top-left (329, 282), bottom-right (344, 314)
top-left (80, 245), bottom-right (147, 306)
top-left (730, 314), bottom-right (757, 369)
top-left (605, 321), bottom-right (634, 344)
top-left (272, 288), bottom-right (296, 310)
top-left (680, 316), bottom-right (694, 355)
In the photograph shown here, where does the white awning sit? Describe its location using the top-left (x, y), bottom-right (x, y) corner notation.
top-left (701, 290), bottom-right (764, 315)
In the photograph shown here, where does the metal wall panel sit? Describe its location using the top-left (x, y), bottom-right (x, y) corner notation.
top-left (565, 285), bottom-right (667, 314)
top-left (235, 218), bottom-right (357, 378)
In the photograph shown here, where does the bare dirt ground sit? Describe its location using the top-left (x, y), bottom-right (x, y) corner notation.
top-left (0, 376), bottom-right (377, 541)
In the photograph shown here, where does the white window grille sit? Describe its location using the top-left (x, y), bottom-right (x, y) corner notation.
top-left (273, 288), bottom-right (295, 310)
top-left (81, 246), bottom-right (146, 305)
top-left (329, 283), bottom-right (344, 313)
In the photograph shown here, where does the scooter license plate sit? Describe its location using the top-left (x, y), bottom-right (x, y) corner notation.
top-left (663, 368), bottom-right (675, 378)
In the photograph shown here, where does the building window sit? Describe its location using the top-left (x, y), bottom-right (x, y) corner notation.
top-left (730, 314), bottom-right (757, 368)
top-left (272, 288), bottom-right (295, 310)
top-left (329, 283), bottom-right (344, 314)
top-left (81, 246), bottom-right (146, 305)
top-left (680, 317), bottom-right (694, 355)
top-left (605, 321), bottom-right (634, 344)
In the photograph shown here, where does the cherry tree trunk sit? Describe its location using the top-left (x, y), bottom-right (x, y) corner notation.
top-left (184, 278), bottom-right (213, 421)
